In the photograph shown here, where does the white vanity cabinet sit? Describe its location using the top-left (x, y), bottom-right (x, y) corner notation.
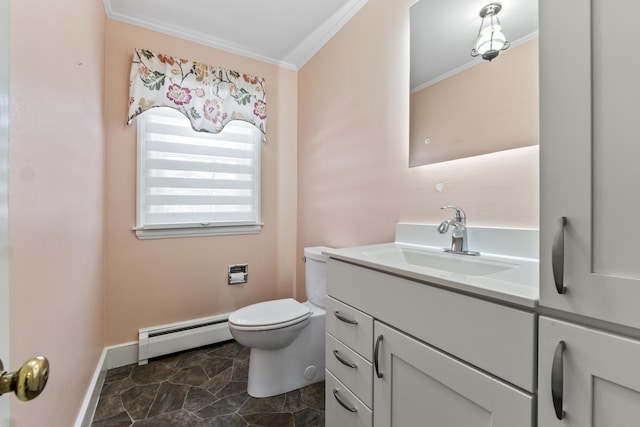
top-left (539, 0), bottom-right (640, 328)
top-left (325, 296), bottom-right (374, 427)
top-left (539, 0), bottom-right (640, 424)
top-left (374, 321), bottom-right (533, 426)
top-left (538, 317), bottom-right (640, 426)
top-left (325, 258), bottom-right (536, 427)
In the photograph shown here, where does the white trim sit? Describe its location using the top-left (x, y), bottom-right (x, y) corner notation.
top-left (134, 223), bottom-right (262, 240)
top-left (74, 349), bottom-right (107, 427)
top-left (74, 342), bottom-right (138, 427)
top-left (105, 341), bottom-right (139, 370)
top-left (74, 328), bottom-right (235, 425)
top-left (411, 31), bottom-right (539, 94)
top-left (103, 0), bottom-right (368, 70)
top-left (104, 2), bottom-right (297, 70)
top-left (284, 0), bottom-right (370, 68)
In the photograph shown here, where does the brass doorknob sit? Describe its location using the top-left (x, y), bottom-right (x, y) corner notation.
top-left (0, 356), bottom-right (49, 401)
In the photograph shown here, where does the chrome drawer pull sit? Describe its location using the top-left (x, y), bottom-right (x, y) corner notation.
top-left (552, 217), bottom-right (567, 294)
top-left (334, 311), bottom-right (358, 325)
top-left (332, 388), bottom-right (357, 413)
top-left (333, 349), bottom-right (357, 369)
top-left (551, 340), bottom-right (566, 420)
top-left (374, 335), bottom-right (384, 379)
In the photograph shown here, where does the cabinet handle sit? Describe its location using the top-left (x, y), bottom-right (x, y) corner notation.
top-left (374, 335), bottom-right (384, 379)
top-left (333, 349), bottom-right (357, 369)
top-left (332, 388), bottom-right (358, 413)
top-left (334, 311), bottom-right (358, 325)
top-left (551, 340), bottom-right (566, 420)
top-left (552, 217), bottom-right (568, 294)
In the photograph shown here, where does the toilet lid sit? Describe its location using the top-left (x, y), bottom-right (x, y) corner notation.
top-left (229, 298), bottom-right (311, 330)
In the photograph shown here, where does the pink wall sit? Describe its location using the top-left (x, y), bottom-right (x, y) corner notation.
top-left (297, 0), bottom-right (539, 294)
top-left (6, 0), bottom-right (539, 421)
top-left (103, 20), bottom-right (298, 344)
top-left (9, 0), bottom-right (105, 425)
top-left (410, 39), bottom-right (539, 166)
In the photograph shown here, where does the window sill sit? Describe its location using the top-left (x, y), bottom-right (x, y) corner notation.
top-left (133, 224), bottom-right (263, 240)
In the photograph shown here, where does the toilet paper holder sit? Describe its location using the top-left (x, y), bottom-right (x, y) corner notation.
top-left (228, 264), bottom-right (248, 285)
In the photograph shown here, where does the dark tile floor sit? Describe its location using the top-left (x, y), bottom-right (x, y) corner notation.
top-left (91, 340), bottom-right (325, 427)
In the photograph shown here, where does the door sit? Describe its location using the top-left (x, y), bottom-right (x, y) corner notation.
top-left (0, 1), bottom-right (48, 420)
top-left (373, 322), bottom-right (533, 427)
top-left (539, 317), bottom-right (640, 426)
top-left (0, 0), bottom-right (10, 424)
top-left (540, 0), bottom-right (640, 328)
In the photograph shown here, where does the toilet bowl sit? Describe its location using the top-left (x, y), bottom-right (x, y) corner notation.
top-left (228, 246), bottom-right (330, 398)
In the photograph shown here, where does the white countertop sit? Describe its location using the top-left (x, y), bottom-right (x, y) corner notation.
top-left (322, 224), bottom-right (540, 308)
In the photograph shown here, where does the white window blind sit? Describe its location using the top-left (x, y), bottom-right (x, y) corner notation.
top-left (135, 107), bottom-right (262, 239)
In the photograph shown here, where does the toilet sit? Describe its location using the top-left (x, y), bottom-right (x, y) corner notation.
top-left (228, 246), bottom-right (331, 398)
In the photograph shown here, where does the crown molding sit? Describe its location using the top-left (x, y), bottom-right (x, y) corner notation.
top-left (411, 31), bottom-right (539, 94)
top-left (104, 0), bottom-right (369, 71)
top-left (284, 0), bottom-right (369, 69)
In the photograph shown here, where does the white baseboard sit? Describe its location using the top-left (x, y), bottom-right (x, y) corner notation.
top-left (74, 348), bottom-right (108, 427)
top-left (105, 341), bottom-right (139, 370)
top-left (74, 342), bottom-right (138, 427)
top-left (74, 332), bottom-right (234, 426)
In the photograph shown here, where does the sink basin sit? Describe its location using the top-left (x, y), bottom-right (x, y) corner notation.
top-left (321, 224), bottom-right (539, 308)
top-left (363, 247), bottom-right (518, 276)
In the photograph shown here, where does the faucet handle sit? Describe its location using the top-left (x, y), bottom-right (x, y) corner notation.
top-left (440, 206), bottom-right (466, 223)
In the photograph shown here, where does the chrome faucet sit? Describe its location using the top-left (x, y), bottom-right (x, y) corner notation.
top-left (438, 206), bottom-right (479, 256)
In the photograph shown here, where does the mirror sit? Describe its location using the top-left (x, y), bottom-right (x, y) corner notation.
top-left (409, 0), bottom-right (539, 167)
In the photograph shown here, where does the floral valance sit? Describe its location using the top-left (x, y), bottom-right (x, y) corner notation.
top-left (127, 48), bottom-right (267, 139)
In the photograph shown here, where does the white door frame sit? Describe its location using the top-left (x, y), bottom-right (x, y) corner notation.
top-left (0, 0), bottom-right (10, 424)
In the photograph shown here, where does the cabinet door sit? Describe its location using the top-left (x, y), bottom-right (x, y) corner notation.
top-left (539, 317), bottom-right (640, 426)
top-left (326, 332), bottom-right (373, 407)
top-left (540, 0), bottom-right (640, 328)
top-left (326, 370), bottom-right (372, 427)
top-left (373, 322), bottom-right (533, 427)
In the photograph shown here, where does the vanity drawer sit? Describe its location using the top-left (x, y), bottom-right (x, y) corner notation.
top-left (326, 332), bottom-right (373, 408)
top-left (326, 296), bottom-right (374, 361)
top-left (327, 259), bottom-right (537, 392)
top-left (326, 370), bottom-right (372, 427)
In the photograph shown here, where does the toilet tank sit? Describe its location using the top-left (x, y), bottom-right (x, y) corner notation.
top-left (304, 246), bottom-right (332, 308)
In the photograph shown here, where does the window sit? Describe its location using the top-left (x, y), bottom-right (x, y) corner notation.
top-left (135, 107), bottom-right (262, 239)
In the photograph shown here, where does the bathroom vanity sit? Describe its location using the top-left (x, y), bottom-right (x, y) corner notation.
top-left (323, 224), bottom-right (539, 426)
top-left (323, 0), bottom-right (640, 424)
top-left (537, 0), bottom-right (640, 424)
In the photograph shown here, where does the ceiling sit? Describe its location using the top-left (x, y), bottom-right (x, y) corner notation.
top-left (104, 0), bottom-right (368, 70)
top-left (104, 0), bottom-right (537, 79)
top-left (411, 0), bottom-right (538, 91)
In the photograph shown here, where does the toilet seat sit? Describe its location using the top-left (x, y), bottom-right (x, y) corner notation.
top-left (228, 298), bottom-right (311, 331)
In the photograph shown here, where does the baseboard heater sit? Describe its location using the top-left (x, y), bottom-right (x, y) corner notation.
top-left (138, 313), bottom-right (233, 365)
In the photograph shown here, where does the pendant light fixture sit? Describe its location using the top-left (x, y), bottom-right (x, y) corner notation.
top-left (471, 3), bottom-right (510, 61)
